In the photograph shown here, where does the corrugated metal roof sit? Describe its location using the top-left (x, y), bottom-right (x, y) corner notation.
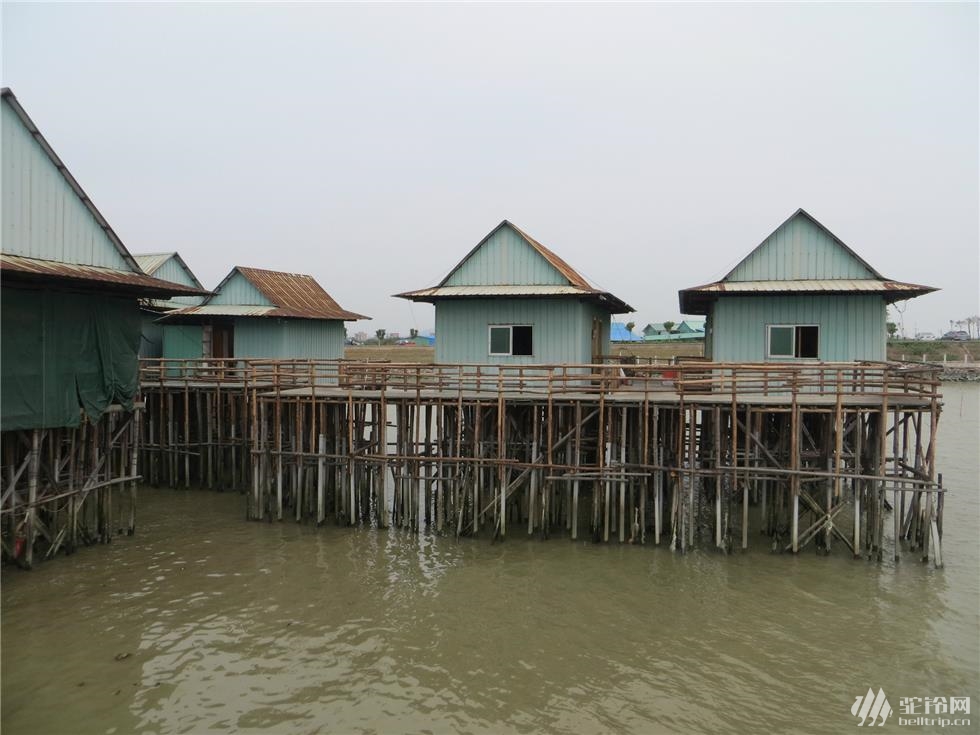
top-left (234, 267), bottom-right (367, 320)
top-left (397, 285), bottom-right (598, 298)
top-left (159, 304), bottom-right (276, 319)
top-left (171, 266), bottom-right (367, 321)
top-left (684, 279), bottom-right (934, 294)
top-left (678, 278), bottom-right (937, 314)
top-left (1, 254), bottom-right (209, 297)
top-left (134, 252), bottom-right (173, 275)
top-left (133, 251), bottom-right (206, 291)
top-left (396, 284), bottom-right (633, 313)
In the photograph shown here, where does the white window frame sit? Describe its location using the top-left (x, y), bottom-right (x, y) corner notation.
top-left (488, 324), bottom-right (533, 357)
top-left (767, 324), bottom-right (819, 359)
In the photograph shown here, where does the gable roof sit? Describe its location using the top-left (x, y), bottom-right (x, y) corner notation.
top-left (134, 252), bottom-right (206, 289)
top-left (395, 220), bottom-right (633, 313)
top-left (166, 266), bottom-right (367, 321)
top-left (0, 88), bottom-right (204, 298)
top-left (678, 208), bottom-right (937, 314)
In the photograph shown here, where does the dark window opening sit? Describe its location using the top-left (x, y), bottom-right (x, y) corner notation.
top-left (796, 326), bottom-right (819, 359)
top-left (512, 326), bottom-right (533, 356)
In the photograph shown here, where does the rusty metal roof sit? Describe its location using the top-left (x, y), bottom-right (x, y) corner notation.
top-left (1, 254), bottom-right (209, 297)
top-left (679, 278), bottom-right (938, 314)
top-left (234, 267), bottom-right (367, 320)
top-left (175, 266), bottom-right (367, 321)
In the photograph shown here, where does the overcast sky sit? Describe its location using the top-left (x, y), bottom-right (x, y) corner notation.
top-left (3, 2), bottom-right (977, 336)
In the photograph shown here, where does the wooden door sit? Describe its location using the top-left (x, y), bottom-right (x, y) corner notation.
top-left (591, 318), bottom-right (602, 364)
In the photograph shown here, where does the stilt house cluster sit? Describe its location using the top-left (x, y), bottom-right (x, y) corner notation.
top-left (2, 88), bottom-right (948, 570)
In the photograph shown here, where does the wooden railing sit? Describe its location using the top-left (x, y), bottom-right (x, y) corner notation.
top-left (139, 358), bottom-right (943, 402)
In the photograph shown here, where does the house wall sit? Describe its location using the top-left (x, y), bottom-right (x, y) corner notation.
top-left (444, 226), bottom-right (567, 287)
top-left (162, 324), bottom-right (204, 361)
top-left (233, 318), bottom-right (345, 360)
top-left (1, 100), bottom-right (130, 269)
top-left (208, 272), bottom-right (273, 306)
top-left (727, 215), bottom-right (876, 281)
top-left (708, 294), bottom-right (886, 362)
top-left (434, 298), bottom-right (609, 365)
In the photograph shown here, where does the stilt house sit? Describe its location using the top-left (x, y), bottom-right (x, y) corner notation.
top-left (678, 209), bottom-right (936, 362)
top-left (159, 266), bottom-right (367, 360)
top-left (396, 220), bottom-right (633, 365)
top-left (0, 88), bottom-right (204, 564)
top-left (133, 252), bottom-right (207, 358)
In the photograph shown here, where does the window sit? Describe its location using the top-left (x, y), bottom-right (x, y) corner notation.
top-left (767, 325), bottom-right (819, 359)
top-left (488, 325), bottom-right (533, 356)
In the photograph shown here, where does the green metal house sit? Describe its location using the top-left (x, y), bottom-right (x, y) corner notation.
top-left (0, 88), bottom-right (203, 432)
top-left (678, 209), bottom-right (936, 362)
top-left (159, 266), bottom-right (367, 361)
top-left (134, 252), bottom-right (207, 359)
top-left (396, 220), bottom-right (633, 365)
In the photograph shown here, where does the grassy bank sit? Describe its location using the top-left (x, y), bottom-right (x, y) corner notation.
top-left (887, 340), bottom-right (980, 363)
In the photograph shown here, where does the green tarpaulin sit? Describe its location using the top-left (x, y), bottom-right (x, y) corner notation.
top-left (1, 288), bottom-right (141, 431)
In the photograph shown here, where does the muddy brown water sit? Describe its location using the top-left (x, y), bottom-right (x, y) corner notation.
top-left (2, 384), bottom-right (978, 734)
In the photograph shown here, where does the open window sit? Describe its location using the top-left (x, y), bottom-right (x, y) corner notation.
top-left (488, 325), bottom-right (533, 356)
top-left (767, 325), bottom-right (818, 359)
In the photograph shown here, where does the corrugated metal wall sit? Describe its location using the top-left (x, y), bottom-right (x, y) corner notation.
top-left (1, 101), bottom-right (130, 269)
top-left (709, 294), bottom-right (886, 362)
top-left (209, 272), bottom-right (272, 306)
top-left (435, 299), bottom-right (609, 365)
top-left (150, 256), bottom-right (205, 307)
top-left (162, 325), bottom-right (204, 361)
top-left (233, 318), bottom-right (344, 359)
top-left (727, 215), bottom-right (876, 282)
top-left (444, 226), bottom-right (567, 287)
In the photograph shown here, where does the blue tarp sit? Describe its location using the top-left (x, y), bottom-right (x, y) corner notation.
top-left (611, 323), bottom-right (642, 342)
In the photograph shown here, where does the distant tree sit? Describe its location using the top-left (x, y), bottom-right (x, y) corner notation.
top-left (968, 316), bottom-right (980, 339)
top-left (886, 321), bottom-right (898, 338)
top-left (662, 320), bottom-right (676, 334)
top-left (410, 328), bottom-right (419, 338)
top-left (626, 321), bottom-right (636, 334)
top-left (375, 329), bottom-right (386, 344)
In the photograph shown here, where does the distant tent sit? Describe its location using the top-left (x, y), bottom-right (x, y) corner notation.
top-left (611, 323), bottom-right (642, 342)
